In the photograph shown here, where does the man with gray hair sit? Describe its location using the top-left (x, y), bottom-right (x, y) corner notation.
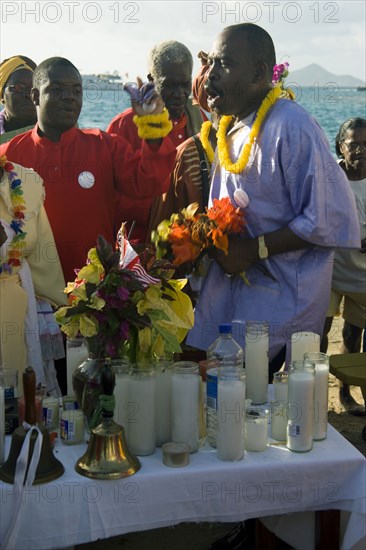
top-left (107, 40), bottom-right (204, 243)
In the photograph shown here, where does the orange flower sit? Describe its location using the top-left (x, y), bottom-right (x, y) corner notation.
top-left (153, 197), bottom-right (246, 269)
top-left (171, 241), bottom-right (201, 266)
top-left (209, 228), bottom-right (228, 253)
top-left (207, 197), bottom-right (245, 234)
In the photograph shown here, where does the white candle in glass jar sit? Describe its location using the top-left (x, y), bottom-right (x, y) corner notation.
top-left (155, 361), bottom-right (173, 446)
top-left (42, 396), bottom-right (59, 430)
top-left (245, 322), bottom-right (269, 404)
top-left (287, 366), bottom-right (315, 452)
top-left (290, 332), bottom-right (320, 362)
top-left (273, 372), bottom-right (288, 402)
top-left (271, 401), bottom-right (288, 441)
top-left (127, 367), bottom-right (156, 456)
top-left (66, 338), bottom-right (88, 396)
top-left (304, 352), bottom-right (329, 441)
top-left (244, 407), bottom-right (269, 451)
top-left (217, 374), bottom-right (246, 461)
top-left (171, 362), bottom-right (199, 453)
top-left (60, 409), bottom-right (84, 444)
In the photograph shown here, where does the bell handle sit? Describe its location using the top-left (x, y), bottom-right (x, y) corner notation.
top-left (23, 366), bottom-right (36, 425)
top-left (101, 362), bottom-right (116, 396)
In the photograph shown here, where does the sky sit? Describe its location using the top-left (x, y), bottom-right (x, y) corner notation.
top-left (1, 0), bottom-right (365, 83)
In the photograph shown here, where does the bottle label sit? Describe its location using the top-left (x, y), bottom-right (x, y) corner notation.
top-left (288, 421), bottom-right (301, 437)
top-left (60, 418), bottom-right (75, 441)
top-left (206, 372), bottom-right (218, 410)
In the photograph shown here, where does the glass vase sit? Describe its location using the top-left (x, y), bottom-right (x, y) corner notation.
top-left (72, 339), bottom-right (104, 427)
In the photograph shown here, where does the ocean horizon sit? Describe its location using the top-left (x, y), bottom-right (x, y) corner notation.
top-left (78, 85), bottom-right (366, 156)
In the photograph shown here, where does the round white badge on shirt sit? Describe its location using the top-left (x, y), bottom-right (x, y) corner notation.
top-left (233, 189), bottom-right (250, 209)
top-left (78, 171), bottom-right (95, 189)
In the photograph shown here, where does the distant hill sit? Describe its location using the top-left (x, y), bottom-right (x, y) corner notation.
top-left (288, 63), bottom-right (365, 88)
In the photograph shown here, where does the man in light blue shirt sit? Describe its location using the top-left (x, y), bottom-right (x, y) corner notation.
top-left (187, 23), bottom-right (360, 374)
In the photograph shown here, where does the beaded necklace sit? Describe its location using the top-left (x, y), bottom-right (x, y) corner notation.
top-left (0, 155), bottom-right (27, 274)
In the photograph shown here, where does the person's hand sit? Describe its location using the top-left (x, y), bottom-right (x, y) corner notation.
top-left (0, 221), bottom-right (7, 248)
top-left (209, 233), bottom-right (258, 275)
top-left (124, 77), bottom-right (165, 117)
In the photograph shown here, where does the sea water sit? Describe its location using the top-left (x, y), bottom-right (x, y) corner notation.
top-left (78, 86), bottom-right (366, 153)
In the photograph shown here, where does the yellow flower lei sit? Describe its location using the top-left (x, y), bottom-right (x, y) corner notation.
top-left (218, 87), bottom-right (284, 174)
top-left (199, 120), bottom-right (215, 163)
top-left (200, 86), bottom-right (294, 175)
top-left (133, 108), bottom-right (173, 140)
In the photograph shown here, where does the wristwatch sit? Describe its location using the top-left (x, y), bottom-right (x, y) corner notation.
top-left (258, 235), bottom-right (269, 260)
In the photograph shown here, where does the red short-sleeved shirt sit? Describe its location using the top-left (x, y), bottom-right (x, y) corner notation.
top-left (1, 125), bottom-right (176, 281)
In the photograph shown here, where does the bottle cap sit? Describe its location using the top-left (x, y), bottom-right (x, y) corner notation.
top-left (219, 323), bottom-right (232, 334)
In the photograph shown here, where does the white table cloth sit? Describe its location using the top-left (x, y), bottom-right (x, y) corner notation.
top-left (0, 424), bottom-right (365, 550)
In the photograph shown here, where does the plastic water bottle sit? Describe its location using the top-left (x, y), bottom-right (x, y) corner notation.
top-left (206, 324), bottom-right (244, 447)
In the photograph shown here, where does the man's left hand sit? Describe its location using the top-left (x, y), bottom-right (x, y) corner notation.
top-left (210, 234), bottom-right (258, 275)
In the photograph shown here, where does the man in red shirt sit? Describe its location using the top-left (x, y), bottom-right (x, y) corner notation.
top-left (0, 57), bottom-right (176, 283)
top-left (107, 41), bottom-right (204, 243)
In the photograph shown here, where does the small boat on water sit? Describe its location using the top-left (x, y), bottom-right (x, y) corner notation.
top-left (357, 86), bottom-right (366, 91)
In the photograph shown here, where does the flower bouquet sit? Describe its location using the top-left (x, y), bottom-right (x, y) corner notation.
top-left (55, 231), bottom-right (194, 363)
top-left (151, 197), bottom-right (247, 277)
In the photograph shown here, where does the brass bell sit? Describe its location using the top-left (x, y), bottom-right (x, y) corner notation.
top-left (75, 362), bottom-right (140, 480)
top-left (0, 367), bottom-right (64, 485)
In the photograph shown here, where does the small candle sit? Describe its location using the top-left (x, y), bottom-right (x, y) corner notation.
top-left (42, 396), bottom-right (59, 430)
top-left (60, 409), bottom-right (84, 444)
top-left (162, 442), bottom-right (190, 467)
top-left (271, 401), bottom-right (288, 441)
top-left (291, 332), bottom-right (320, 362)
top-left (171, 362), bottom-right (199, 453)
top-left (273, 372), bottom-right (288, 402)
top-left (304, 352), bottom-right (329, 441)
top-left (66, 337), bottom-right (88, 396)
top-left (244, 407), bottom-right (269, 452)
top-left (217, 370), bottom-right (246, 461)
top-left (245, 322), bottom-right (269, 404)
top-left (287, 361), bottom-right (315, 452)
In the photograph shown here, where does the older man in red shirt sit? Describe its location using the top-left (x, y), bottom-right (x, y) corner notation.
top-left (0, 56), bottom-right (176, 282)
top-left (107, 41), bottom-right (204, 243)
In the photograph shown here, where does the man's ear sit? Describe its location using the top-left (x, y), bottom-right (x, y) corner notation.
top-left (31, 88), bottom-right (40, 106)
top-left (147, 73), bottom-right (154, 82)
top-left (254, 61), bottom-right (269, 83)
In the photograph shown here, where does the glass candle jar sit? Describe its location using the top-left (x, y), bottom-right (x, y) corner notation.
top-left (287, 360), bottom-right (315, 452)
top-left (244, 406), bottom-right (269, 451)
top-left (273, 371), bottom-right (288, 402)
top-left (304, 352), bottom-right (329, 441)
top-left (60, 409), bottom-right (84, 444)
top-left (171, 362), bottom-right (200, 453)
top-left (42, 396), bottom-right (59, 430)
top-left (245, 322), bottom-right (269, 404)
top-left (126, 364), bottom-right (156, 456)
top-left (217, 367), bottom-right (246, 461)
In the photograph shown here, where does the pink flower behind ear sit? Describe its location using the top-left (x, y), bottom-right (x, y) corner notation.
top-left (273, 62), bottom-right (289, 84)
